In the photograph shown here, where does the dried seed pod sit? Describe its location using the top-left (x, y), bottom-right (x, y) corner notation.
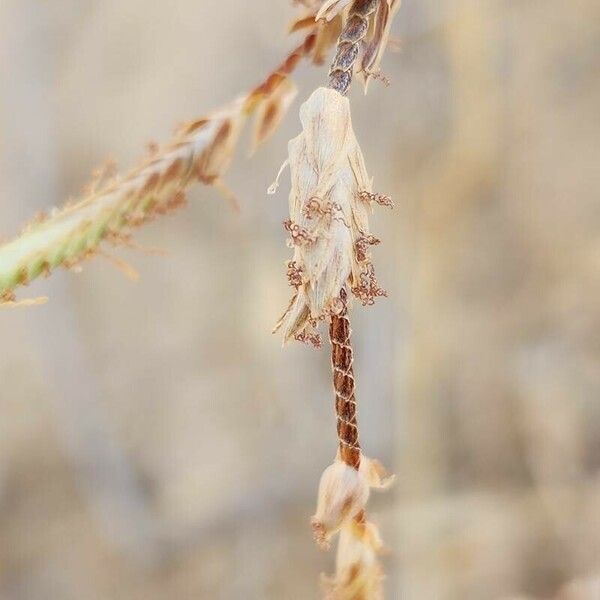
top-left (272, 87), bottom-right (389, 344)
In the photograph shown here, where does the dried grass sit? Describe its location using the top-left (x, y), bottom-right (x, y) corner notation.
top-left (0, 9), bottom-right (341, 303)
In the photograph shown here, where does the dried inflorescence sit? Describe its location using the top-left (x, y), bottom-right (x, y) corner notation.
top-left (276, 7), bottom-right (402, 597)
top-left (312, 453), bottom-right (394, 599)
top-left (0, 10), bottom-right (344, 303)
top-left (272, 86), bottom-right (391, 344)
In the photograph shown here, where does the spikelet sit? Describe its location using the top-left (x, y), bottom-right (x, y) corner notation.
top-left (272, 87), bottom-right (389, 345)
top-left (312, 454), bottom-right (394, 549)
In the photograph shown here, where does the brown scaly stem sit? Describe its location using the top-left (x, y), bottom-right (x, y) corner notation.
top-left (329, 288), bottom-right (361, 469)
top-left (328, 0), bottom-right (380, 94)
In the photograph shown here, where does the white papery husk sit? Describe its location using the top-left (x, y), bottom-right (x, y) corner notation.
top-left (312, 454), bottom-right (395, 549)
top-left (272, 87), bottom-right (383, 344)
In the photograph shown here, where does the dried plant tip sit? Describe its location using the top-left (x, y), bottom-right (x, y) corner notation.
top-left (312, 455), bottom-right (394, 551)
top-left (274, 87), bottom-right (387, 344)
top-left (312, 459), bottom-right (371, 549)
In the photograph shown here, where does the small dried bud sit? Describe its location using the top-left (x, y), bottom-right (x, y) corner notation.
top-left (311, 455), bottom-right (394, 550)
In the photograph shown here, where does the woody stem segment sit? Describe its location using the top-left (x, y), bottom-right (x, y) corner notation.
top-left (328, 0), bottom-right (379, 94)
top-left (329, 289), bottom-right (361, 469)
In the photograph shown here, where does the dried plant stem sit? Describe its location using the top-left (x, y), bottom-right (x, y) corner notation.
top-left (328, 0), bottom-right (379, 94)
top-left (330, 289), bottom-right (361, 469)
top-left (0, 32), bottom-right (319, 302)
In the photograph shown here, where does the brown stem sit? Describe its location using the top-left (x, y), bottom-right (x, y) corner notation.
top-left (329, 289), bottom-right (361, 469)
top-left (328, 0), bottom-right (379, 94)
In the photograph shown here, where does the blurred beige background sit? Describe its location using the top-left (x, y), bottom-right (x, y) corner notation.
top-left (1, 1), bottom-right (599, 599)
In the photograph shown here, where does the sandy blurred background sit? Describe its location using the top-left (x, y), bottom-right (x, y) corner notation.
top-left (0, 1), bottom-right (599, 598)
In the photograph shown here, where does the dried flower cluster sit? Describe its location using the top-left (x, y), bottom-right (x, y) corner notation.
top-left (312, 453), bottom-right (394, 598)
top-left (272, 87), bottom-right (391, 346)
top-left (274, 3), bottom-right (401, 597)
top-left (273, 83), bottom-right (395, 600)
top-left (1, 1), bottom-right (403, 597)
